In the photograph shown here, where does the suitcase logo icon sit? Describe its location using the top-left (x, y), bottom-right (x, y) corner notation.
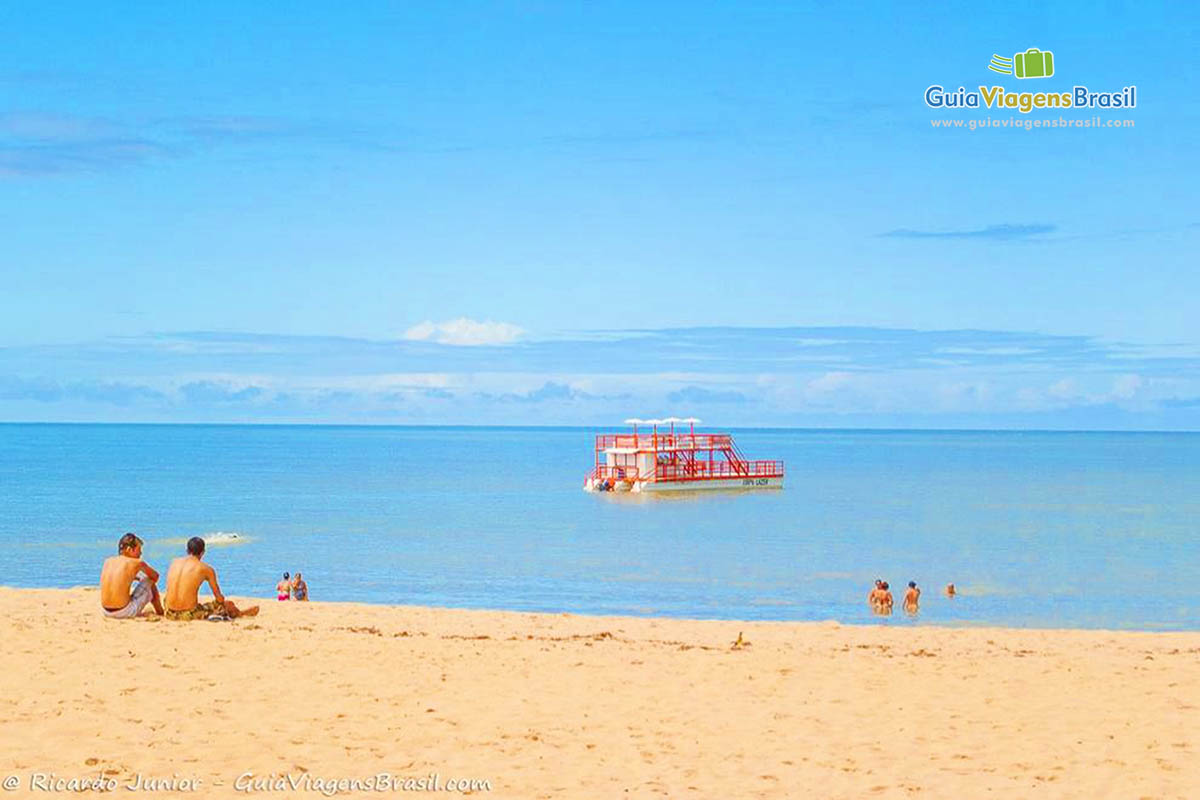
top-left (988, 48), bottom-right (1055, 79)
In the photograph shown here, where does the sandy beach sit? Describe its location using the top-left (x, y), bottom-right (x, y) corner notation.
top-left (1, 587), bottom-right (1196, 798)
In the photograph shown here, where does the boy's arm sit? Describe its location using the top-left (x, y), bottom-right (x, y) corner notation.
top-left (205, 565), bottom-right (226, 605)
top-left (138, 560), bottom-right (160, 583)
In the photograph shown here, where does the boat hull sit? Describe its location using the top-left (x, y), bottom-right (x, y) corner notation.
top-left (585, 476), bottom-right (784, 493)
top-left (635, 476), bottom-right (784, 492)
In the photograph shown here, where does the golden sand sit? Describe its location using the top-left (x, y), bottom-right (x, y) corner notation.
top-left (1, 587), bottom-right (1197, 798)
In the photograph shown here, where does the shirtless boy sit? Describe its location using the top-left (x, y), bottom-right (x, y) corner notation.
top-left (164, 537), bottom-right (259, 620)
top-left (904, 580), bottom-right (921, 613)
top-left (99, 533), bottom-right (164, 618)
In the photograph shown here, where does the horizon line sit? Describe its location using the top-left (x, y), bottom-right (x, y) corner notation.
top-left (2, 420), bottom-right (1198, 435)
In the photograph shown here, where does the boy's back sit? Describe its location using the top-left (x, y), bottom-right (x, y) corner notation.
top-left (99, 554), bottom-right (145, 609)
top-left (165, 556), bottom-right (211, 611)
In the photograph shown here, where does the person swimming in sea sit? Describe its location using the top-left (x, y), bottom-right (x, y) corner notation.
top-left (867, 578), bottom-right (883, 607)
top-left (904, 581), bottom-right (920, 614)
top-left (276, 572), bottom-right (291, 601)
top-left (873, 581), bottom-right (893, 615)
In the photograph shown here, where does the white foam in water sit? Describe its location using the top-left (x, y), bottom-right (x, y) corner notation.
top-left (158, 531), bottom-right (250, 547)
top-left (202, 531), bottom-right (248, 545)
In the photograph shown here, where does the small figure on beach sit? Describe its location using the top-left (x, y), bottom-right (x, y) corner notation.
top-left (945, 583), bottom-right (956, 598)
top-left (99, 532), bottom-right (164, 618)
top-left (904, 581), bottom-right (920, 614)
top-left (291, 572), bottom-right (308, 601)
top-left (164, 537), bottom-right (259, 620)
top-left (276, 572), bottom-right (292, 601)
top-left (731, 631), bottom-right (749, 650)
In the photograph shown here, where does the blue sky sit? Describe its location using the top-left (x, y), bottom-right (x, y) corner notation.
top-left (2, 2), bottom-right (1198, 427)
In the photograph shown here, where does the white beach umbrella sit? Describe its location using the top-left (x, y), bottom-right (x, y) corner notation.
top-left (661, 416), bottom-right (686, 436)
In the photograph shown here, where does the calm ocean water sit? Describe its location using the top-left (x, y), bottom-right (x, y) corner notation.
top-left (1, 424), bottom-right (1196, 630)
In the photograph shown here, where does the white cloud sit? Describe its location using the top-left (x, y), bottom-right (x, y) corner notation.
top-left (937, 347), bottom-right (1040, 356)
top-left (1047, 378), bottom-right (1081, 400)
top-left (806, 371), bottom-right (855, 393)
top-left (936, 381), bottom-right (991, 408)
top-left (1111, 374), bottom-right (1145, 399)
top-left (402, 318), bottom-right (524, 347)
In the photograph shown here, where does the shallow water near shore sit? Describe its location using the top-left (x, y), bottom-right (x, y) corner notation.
top-left (1, 423), bottom-right (1197, 630)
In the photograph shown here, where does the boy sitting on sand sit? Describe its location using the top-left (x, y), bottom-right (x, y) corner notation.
top-left (164, 537), bottom-right (259, 620)
top-left (100, 533), bottom-right (164, 618)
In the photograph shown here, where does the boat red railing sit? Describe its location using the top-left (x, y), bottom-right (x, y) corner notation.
top-left (594, 433), bottom-right (735, 452)
top-left (586, 465), bottom-right (640, 482)
top-left (653, 459), bottom-right (784, 482)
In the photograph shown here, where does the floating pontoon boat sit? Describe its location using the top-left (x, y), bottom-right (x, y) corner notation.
top-left (584, 418), bottom-right (784, 493)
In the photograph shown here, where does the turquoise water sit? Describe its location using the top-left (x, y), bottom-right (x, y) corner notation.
top-left (1, 424), bottom-right (1196, 630)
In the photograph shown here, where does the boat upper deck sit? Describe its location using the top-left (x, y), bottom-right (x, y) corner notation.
top-left (595, 432), bottom-right (735, 453)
